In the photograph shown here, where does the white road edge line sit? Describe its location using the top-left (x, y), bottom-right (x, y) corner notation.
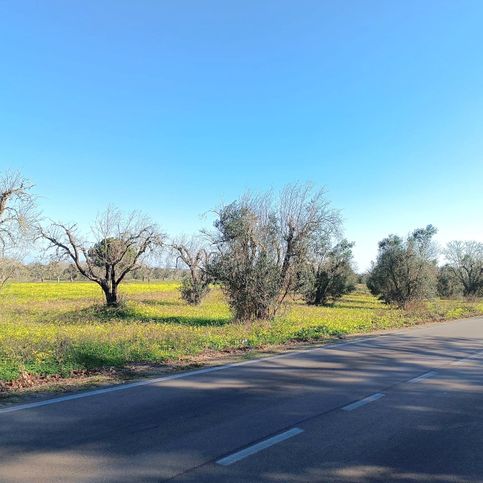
top-left (408, 371), bottom-right (437, 383)
top-left (341, 392), bottom-right (385, 411)
top-left (0, 336), bottom-right (377, 415)
top-left (216, 428), bottom-right (304, 466)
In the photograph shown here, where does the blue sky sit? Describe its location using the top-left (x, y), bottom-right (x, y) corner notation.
top-left (1, 1), bottom-right (482, 269)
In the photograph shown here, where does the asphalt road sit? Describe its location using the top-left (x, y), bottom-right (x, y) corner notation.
top-left (1, 316), bottom-right (483, 482)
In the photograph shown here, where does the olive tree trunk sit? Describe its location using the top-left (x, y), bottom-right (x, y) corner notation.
top-left (100, 281), bottom-right (119, 306)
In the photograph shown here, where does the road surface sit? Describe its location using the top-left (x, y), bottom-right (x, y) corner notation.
top-left (1, 316), bottom-right (483, 482)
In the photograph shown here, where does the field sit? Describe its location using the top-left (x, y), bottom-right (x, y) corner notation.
top-left (1, 281), bottom-right (482, 391)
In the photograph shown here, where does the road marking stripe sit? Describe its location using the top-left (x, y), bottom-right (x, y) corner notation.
top-left (408, 371), bottom-right (437, 383)
top-left (0, 336), bottom-right (376, 415)
top-left (216, 428), bottom-right (304, 466)
top-left (341, 392), bottom-right (384, 411)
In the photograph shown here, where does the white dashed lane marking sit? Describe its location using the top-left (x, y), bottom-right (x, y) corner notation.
top-left (216, 428), bottom-right (304, 466)
top-left (341, 393), bottom-right (385, 411)
top-left (408, 371), bottom-right (437, 383)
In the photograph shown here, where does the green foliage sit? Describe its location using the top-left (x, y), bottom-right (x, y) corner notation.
top-left (367, 225), bottom-right (438, 308)
top-left (437, 264), bottom-right (463, 298)
top-left (208, 199), bottom-right (284, 320)
top-left (299, 239), bottom-right (356, 305)
top-left (88, 238), bottom-right (135, 268)
top-left (180, 275), bottom-right (210, 305)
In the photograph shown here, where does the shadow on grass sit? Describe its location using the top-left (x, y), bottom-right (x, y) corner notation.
top-left (136, 299), bottom-right (181, 307)
top-left (60, 304), bottom-right (232, 327)
top-left (333, 303), bottom-right (390, 310)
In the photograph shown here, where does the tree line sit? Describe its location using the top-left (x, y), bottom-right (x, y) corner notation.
top-left (1, 171), bottom-right (481, 320)
top-left (0, 259), bottom-right (184, 284)
top-left (367, 226), bottom-right (482, 307)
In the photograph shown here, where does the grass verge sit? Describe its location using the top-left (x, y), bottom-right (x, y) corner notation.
top-left (1, 282), bottom-right (481, 397)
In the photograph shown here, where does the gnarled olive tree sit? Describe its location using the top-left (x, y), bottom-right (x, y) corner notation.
top-left (207, 184), bottom-right (340, 321)
top-left (41, 208), bottom-right (163, 306)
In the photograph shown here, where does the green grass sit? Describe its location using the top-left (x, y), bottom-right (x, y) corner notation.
top-left (0, 282), bottom-right (482, 383)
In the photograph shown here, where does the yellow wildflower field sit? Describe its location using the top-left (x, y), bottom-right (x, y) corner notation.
top-left (0, 282), bottom-right (481, 383)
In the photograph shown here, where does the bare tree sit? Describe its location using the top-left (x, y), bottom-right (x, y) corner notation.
top-left (0, 171), bottom-right (36, 252)
top-left (171, 236), bottom-right (211, 305)
top-left (0, 171), bottom-right (36, 291)
top-left (41, 208), bottom-right (163, 306)
top-left (0, 258), bottom-right (22, 290)
top-left (445, 241), bottom-right (483, 297)
top-left (277, 184), bottom-right (341, 307)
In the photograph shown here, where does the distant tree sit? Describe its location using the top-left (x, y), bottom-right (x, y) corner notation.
top-left (357, 272), bottom-right (369, 284)
top-left (444, 241), bottom-right (483, 297)
top-left (299, 239), bottom-right (356, 305)
top-left (437, 264), bottom-right (463, 298)
top-left (207, 184), bottom-right (340, 321)
top-left (367, 225), bottom-right (438, 308)
top-left (63, 263), bottom-right (81, 282)
top-left (171, 237), bottom-right (211, 305)
top-left (147, 266), bottom-right (168, 281)
top-left (28, 261), bottom-right (49, 282)
top-left (41, 208), bottom-right (163, 306)
top-left (131, 263), bottom-right (155, 282)
top-left (45, 258), bottom-right (65, 282)
top-left (0, 258), bottom-right (22, 290)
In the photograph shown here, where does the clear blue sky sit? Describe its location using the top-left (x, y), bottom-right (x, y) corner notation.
top-left (1, 1), bottom-right (482, 270)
